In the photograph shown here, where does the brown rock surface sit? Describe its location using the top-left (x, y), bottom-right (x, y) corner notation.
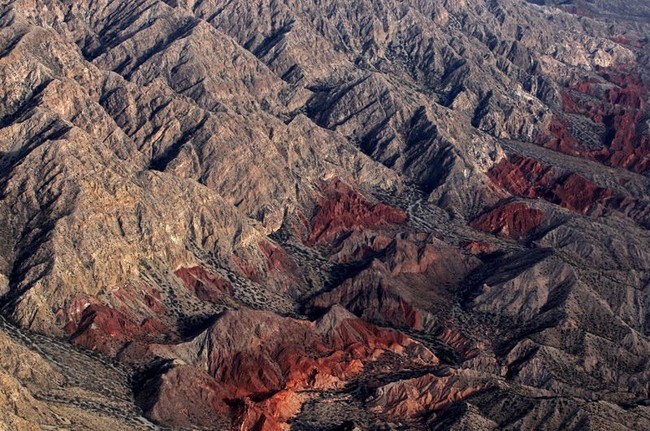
top-left (368, 371), bottom-right (484, 421)
top-left (0, 0), bottom-right (649, 429)
top-left (144, 306), bottom-right (436, 429)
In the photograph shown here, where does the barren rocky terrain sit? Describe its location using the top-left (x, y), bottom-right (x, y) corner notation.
top-left (0, 0), bottom-right (648, 429)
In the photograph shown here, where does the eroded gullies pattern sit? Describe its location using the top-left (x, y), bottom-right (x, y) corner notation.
top-left (541, 67), bottom-right (650, 174)
top-left (0, 0), bottom-right (649, 430)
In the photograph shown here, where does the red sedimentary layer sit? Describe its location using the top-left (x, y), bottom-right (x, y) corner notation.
top-left (488, 156), bottom-right (608, 214)
top-left (60, 290), bottom-right (169, 356)
top-left (543, 116), bottom-right (583, 155)
top-left (487, 155), bottom-right (555, 198)
top-left (547, 173), bottom-right (614, 214)
top-left (174, 266), bottom-right (233, 302)
top-left (259, 241), bottom-right (293, 273)
top-left (435, 327), bottom-right (480, 361)
top-left (67, 303), bottom-right (164, 356)
top-left (147, 307), bottom-right (437, 430)
top-left (198, 308), bottom-right (434, 398)
top-left (488, 156), bottom-right (649, 225)
top-left (238, 389), bottom-right (308, 431)
top-left (308, 179), bottom-right (408, 245)
top-left (488, 156), bottom-right (613, 214)
top-left (539, 67), bottom-right (649, 174)
top-left (470, 201), bottom-right (544, 240)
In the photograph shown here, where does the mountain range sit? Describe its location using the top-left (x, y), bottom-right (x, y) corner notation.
top-left (0, 0), bottom-right (649, 429)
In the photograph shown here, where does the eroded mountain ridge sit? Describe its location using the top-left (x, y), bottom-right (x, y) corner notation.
top-left (0, 0), bottom-right (649, 429)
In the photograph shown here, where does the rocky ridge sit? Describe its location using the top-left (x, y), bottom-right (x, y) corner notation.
top-left (0, 0), bottom-right (649, 429)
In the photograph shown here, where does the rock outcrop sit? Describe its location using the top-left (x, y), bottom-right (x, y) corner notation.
top-left (0, 0), bottom-right (649, 429)
top-left (470, 201), bottom-right (545, 239)
top-left (143, 307), bottom-right (436, 429)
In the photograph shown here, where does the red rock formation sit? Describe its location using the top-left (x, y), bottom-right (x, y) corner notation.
top-left (196, 307), bottom-right (434, 396)
top-left (543, 116), bottom-right (583, 156)
top-left (435, 327), bottom-right (480, 361)
top-left (67, 304), bottom-right (162, 356)
top-left (259, 241), bottom-right (293, 273)
top-left (539, 68), bottom-right (650, 174)
top-left (56, 291), bottom-right (169, 356)
top-left (487, 155), bottom-right (555, 198)
top-left (174, 266), bottom-right (233, 302)
top-left (488, 155), bottom-right (649, 225)
top-left (547, 174), bottom-right (613, 214)
top-left (146, 307), bottom-right (436, 429)
top-left (238, 391), bottom-right (305, 431)
top-left (308, 179), bottom-right (408, 245)
top-left (470, 202), bottom-right (544, 239)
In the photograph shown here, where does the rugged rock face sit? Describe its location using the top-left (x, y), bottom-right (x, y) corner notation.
top-left (368, 370), bottom-right (485, 422)
top-left (0, 0), bottom-right (649, 429)
top-left (0, 316), bottom-right (155, 429)
top-left (142, 306), bottom-right (436, 429)
top-left (470, 201), bottom-right (545, 239)
top-left (540, 67), bottom-right (650, 173)
top-left (489, 155), bottom-right (650, 226)
top-left (308, 179), bottom-right (408, 245)
top-left (174, 266), bottom-right (233, 302)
